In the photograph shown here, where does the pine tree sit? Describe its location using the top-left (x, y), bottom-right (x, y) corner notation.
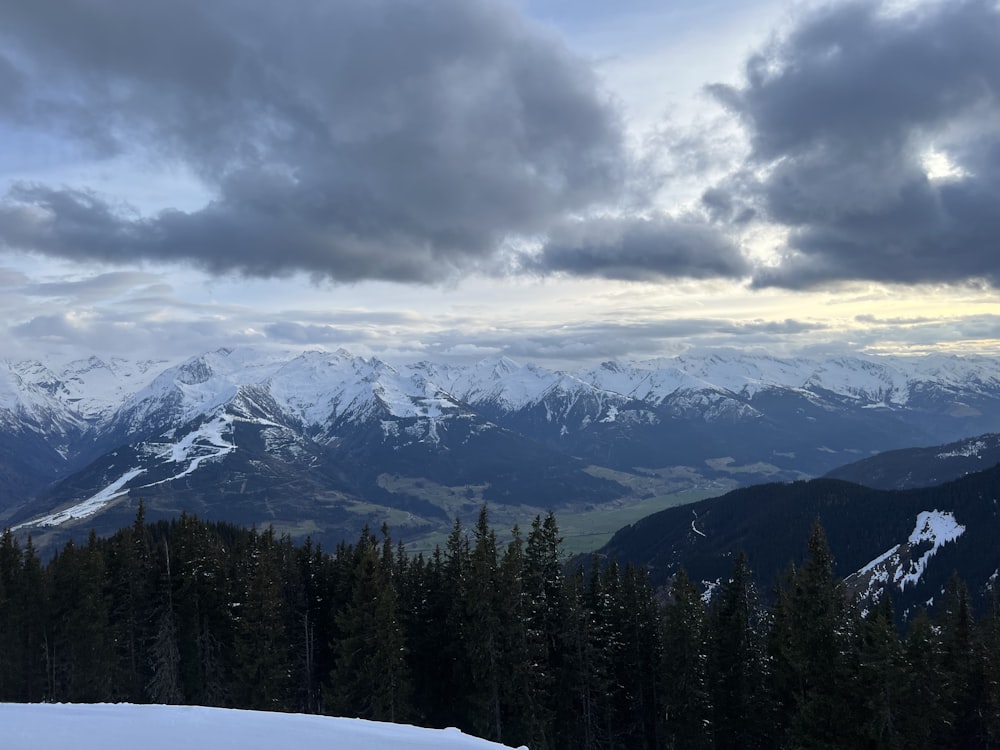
top-left (146, 537), bottom-right (183, 704)
top-left (937, 572), bottom-right (983, 747)
top-left (328, 526), bottom-right (411, 722)
top-left (708, 552), bottom-right (773, 749)
top-left (977, 581), bottom-right (1000, 747)
top-left (769, 522), bottom-right (860, 749)
top-left (464, 506), bottom-right (505, 742)
top-left (898, 609), bottom-right (950, 749)
top-left (106, 503), bottom-right (155, 701)
top-left (46, 533), bottom-right (115, 702)
top-left (522, 512), bottom-right (566, 750)
top-left (0, 529), bottom-right (24, 700)
top-left (661, 568), bottom-right (711, 750)
top-left (497, 524), bottom-right (546, 749)
top-left (171, 514), bottom-right (231, 706)
top-left (230, 527), bottom-right (294, 709)
top-left (856, 597), bottom-right (904, 749)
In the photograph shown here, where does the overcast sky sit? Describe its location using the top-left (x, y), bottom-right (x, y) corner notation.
top-left (1, 0), bottom-right (999, 367)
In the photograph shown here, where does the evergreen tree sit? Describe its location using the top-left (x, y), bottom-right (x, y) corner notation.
top-left (898, 609), bottom-right (950, 749)
top-left (105, 503), bottom-right (155, 701)
top-left (856, 597), bottom-right (904, 749)
top-left (328, 526), bottom-right (411, 722)
top-left (0, 529), bottom-right (24, 700)
top-left (46, 533), bottom-right (115, 702)
top-left (229, 527), bottom-right (293, 709)
top-left (708, 552), bottom-right (773, 749)
top-left (977, 581), bottom-right (1000, 747)
top-left (146, 536), bottom-right (183, 704)
top-left (464, 506), bottom-right (505, 742)
top-left (171, 514), bottom-right (230, 706)
top-left (769, 522), bottom-right (860, 749)
top-left (497, 524), bottom-right (547, 748)
top-left (19, 536), bottom-right (48, 702)
top-left (522, 512), bottom-right (566, 749)
top-left (937, 573), bottom-right (984, 747)
top-left (661, 568), bottom-right (711, 750)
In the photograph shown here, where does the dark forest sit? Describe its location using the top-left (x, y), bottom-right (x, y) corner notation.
top-left (1, 506), bottom-right (998, 749)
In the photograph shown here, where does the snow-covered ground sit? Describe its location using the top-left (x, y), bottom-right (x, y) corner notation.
top-left (0, 703), bottom-right (523, 750)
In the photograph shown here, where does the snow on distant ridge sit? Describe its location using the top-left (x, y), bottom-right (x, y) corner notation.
top-left (13, 468), bottom-right (146, 530)
top-left (0, 703), bottom-right (523, 750)
top-left (937, 438), bottom-right (988, 459)
top-left (5, 348), bottom-right (1000, 429)
top-left (848, 510), bottom-right (966, 610)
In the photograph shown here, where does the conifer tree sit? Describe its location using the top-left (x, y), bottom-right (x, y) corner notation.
top-left (106, 503), bottom-right (155, 701)
top-left (0, 529), bottom-right (23, 700)
top-left (937, 572), bottom-right (983, 746)
top-left (328, 526), bottom-right (411, 722)
top-left (769, 522), bottom-right (860, 748)
top-left (497, 524), bottom-right (546, 749)
top-left (898, 609), bottom-right (950, 749)
top-left (661, 568), bottom-right (711, 750)
top-left (229, 527), bottom-right (293, 709)
top-left (171, 514), bottom-right (230, 706)
top-left (522, 512), bottom-right (566, 749)
top-left (708, 552), bottom-right (773, 749)
top-left (856, 597), bottom-right (904, 749)
top-left (465, 506), bottom-right (505, 742)
top-left (146, 537), bottom-right (183, 704)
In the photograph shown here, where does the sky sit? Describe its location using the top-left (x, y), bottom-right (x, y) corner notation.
top-left (1, 0), bottom-right (999, 368)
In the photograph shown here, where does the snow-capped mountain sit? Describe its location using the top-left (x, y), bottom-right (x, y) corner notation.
top-left (3, 347), bottom-right (1000, 551)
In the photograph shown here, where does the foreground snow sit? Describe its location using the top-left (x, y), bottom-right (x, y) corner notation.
top-left (0, 703), bottom-right (523, 750)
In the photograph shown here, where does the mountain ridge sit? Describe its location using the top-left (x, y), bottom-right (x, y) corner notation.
top-left (4, 346), bottom-right (1000, 551)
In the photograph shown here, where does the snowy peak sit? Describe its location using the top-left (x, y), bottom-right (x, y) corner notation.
top-left (847, 510), bottom-right (967, 612)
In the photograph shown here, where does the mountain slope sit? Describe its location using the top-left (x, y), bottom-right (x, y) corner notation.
top-left (597, 463), bottom-right (1000, 618)
top-left (825, 432), bottom-right (1000, 489)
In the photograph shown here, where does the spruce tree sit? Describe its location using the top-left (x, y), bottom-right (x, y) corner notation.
top-left (465, 506), bottom-right (505, 742)
top-left (661, 568), bottom-right (711, 750)
top-left (856, 597), bottom-right (904, 749)
top-left (328, 526), bottom-right (411, 722)
top-left (708, 552), bottom-right (773, 749)
top-left (769, 522), bottom-right (860, 749)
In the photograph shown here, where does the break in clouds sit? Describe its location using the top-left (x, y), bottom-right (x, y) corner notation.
top-left (710, 0), bottom-right (1000, 289)
top-left (0, 0), bottom-right (998, 289)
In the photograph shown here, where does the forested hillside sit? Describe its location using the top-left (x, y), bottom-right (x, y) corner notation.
top-left (1, 510), bottom-right (999, 748)
top-left (598, 463), bottom-right (1000, 620)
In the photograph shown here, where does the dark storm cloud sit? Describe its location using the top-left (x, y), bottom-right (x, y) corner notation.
top-left (0, 0), bottom-right (634, 282)
top-left (530, 214), bottom-right (750, 281)
top-left (708, 0), bottom-right (1000, 289)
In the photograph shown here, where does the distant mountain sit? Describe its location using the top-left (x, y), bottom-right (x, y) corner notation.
top-left (3, 347), bottom-right (1000, 551)
top-left (825, 432), bottom-right (1000, 489)
top-left (596, 462), bottom-right (1000, 619)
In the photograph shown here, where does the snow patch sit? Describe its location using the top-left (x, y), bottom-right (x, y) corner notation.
top-left (14, 468), bottom-right (146, 529)
top-left (849, 510), bottom-right (965, 600)
top-left (898, 510), bottom-right (965, 589)
top-left (936, 439), bottom-right (987, 459)
top-left (0, 703), bottom-right (520, 750)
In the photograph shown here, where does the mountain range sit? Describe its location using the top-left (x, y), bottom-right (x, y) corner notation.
top-left (3, 346), bottom-right (1000, 551)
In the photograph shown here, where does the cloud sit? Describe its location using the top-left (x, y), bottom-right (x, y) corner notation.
top-left (529, 214), bottom-right (750, 281)
top-left (708, 0), bottom-right (1000, 289)
top-left (23, 271), bottom-right (163, 302)
top-left (0, 0), bottom-right (628, 282)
